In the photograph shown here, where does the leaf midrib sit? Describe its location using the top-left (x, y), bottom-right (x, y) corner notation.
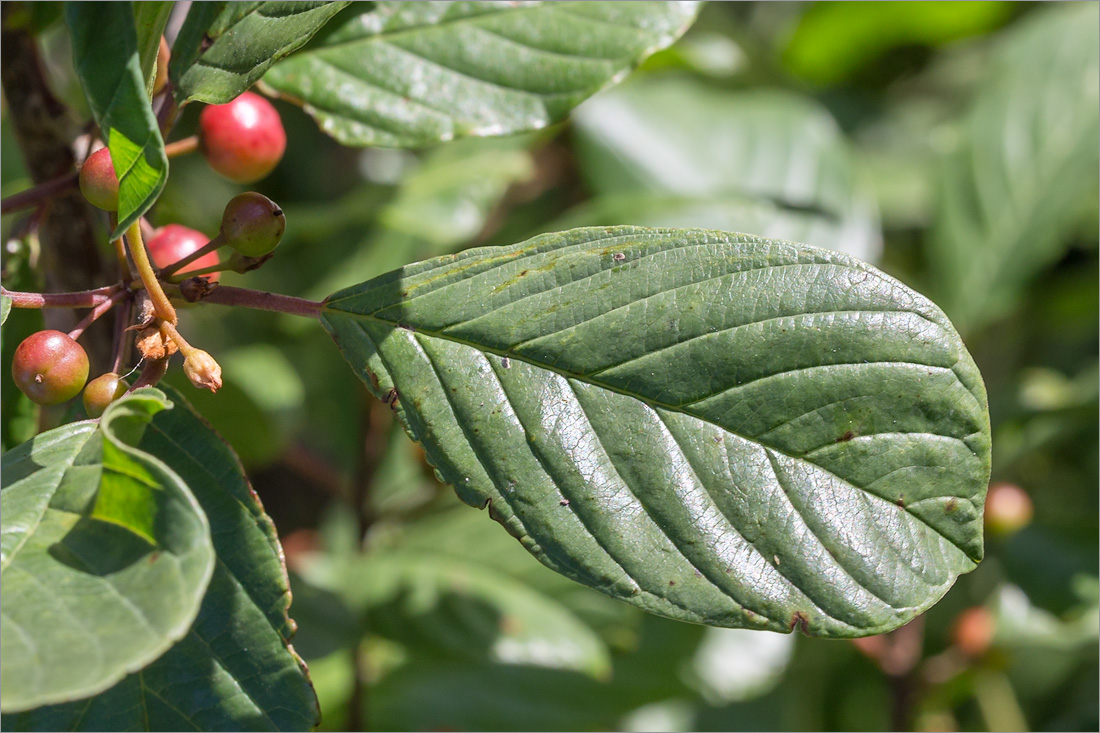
top-left (326, 307), bottom-right (976, 557)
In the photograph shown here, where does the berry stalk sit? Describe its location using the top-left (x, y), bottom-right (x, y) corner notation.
top-left (124, 220), bottom-right (177, 325)
top-left (67, 288), bottom-right (128, 340)
top-left (157, 232), bottom-right (225, 279)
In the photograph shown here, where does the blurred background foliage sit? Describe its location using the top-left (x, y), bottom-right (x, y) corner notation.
top-left (2, 2), bottom-right (1097, 731)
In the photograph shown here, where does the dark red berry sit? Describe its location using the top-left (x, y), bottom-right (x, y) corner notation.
top-left (79, 147), bottom-right (119, 211)
top-left (12, 330), bottom-right (90, 405)
top-left (199, 91), bottom-right (286, 183)
top-left (83, 372), bottom-right (128, 418)
top-left (147, 224), bottom-right (221, 282)
top-left (220, 192), bottom-right (285, 257)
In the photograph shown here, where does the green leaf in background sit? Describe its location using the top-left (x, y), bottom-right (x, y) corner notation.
top-left (304, 135), bottom-right (535, 303)
top-left (7, 387), bottom-right (319, 731)
top-left (0, 389), bottom-right (214, 712)
top-left (783, 1), bottom-right (1015, 86)
top-left (322, 226), bottom-right (991, 638)
top-left (929, 3), bottom-right (1100, 333)
top-left (0, 294), bottom-right (9, 326)
top-left (65, 2), bottom-right (167, 238)
top-left (571, 80), bottom-right (881, 261)
top-left (263, 1), bottom-right (701, 147)
top-left (300, 549), bottom-right (611, 678)
top-left (132, 2), bottom-right (172, 95)
top-left (171, 1), bottom-right (350, 105)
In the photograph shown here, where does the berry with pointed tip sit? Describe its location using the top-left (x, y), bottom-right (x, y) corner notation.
top-left (79, 147), bottom-right (119, 211)
top-left (83, 372), bottom-right (128, 418)
top-left (198, 91), bottom-right (286, 183)
top-left (12, 330), bottom-right (90, 405)
top-left (220, 192), bottom-right (285, 257)
top-left (147, 224), bottom-right (221, 282)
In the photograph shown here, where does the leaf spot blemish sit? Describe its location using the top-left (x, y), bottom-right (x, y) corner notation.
top-left (612, 252), bottom-right (626, 261)
top-left (835, 430), bottom-right (855, 443)
top-left (896, 495), bottom-right (905, 508)
top-left (945, 498), bottom-right (958, 512)
top-left (668, 579), bottom-right (676, 586)
top-left (773, 555), bottom-right (781, 565)
top-left (559, 498), bottom-right (570, 507)
top-left (501, 356), bottom-right (511, 369)
top-left (789, 611), bottom-right (810, 635)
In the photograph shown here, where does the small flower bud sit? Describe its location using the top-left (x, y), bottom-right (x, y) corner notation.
top-left (184, 349), bottom-right (222, 393)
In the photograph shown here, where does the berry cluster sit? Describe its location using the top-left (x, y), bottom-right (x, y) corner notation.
top-left (12, 62), bottom-right (291, 416)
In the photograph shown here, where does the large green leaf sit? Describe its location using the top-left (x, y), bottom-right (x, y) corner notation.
top-left (171, 1), bottom-right (350, 105)
top-left (929, 3), bottom-right (1100, 332)
top-left (0, 390), bottom-right (214, 712)
top-left (66, 2), bottom-right (168, 238)
top-left (262, 1), bottom-right (701, 147)
top-left (7, 387), bottom-right (319, 730)
top-left (571, 80), bottom-right (880, 260)
top-left (321, 226), bottom-right (991, 638)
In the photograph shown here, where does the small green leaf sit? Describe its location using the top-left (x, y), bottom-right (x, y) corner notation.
top-left (263, 1), bottom-right (701, 147)
top-left (0, 389), bottom-right (214, 712)
top-left (0, 294), bottom-right (10, 326)
top-left (929, 3), bottom-right (1100, 332)
top-left (7, 388), bottom-right (319, 730)
top-left (133, 1), bottom-right (173, 95)
top-left (323, 226), bottom-right (991, 638)
top-left (171, 1), bottom-right (350, 105)
top-left (65, 2), bottom-right (167, 238)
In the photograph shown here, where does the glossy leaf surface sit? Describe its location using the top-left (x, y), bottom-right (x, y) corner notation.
top-left (0, 390), bottom-right (213, 712)
top-left (929, 3), bottom-right (1100, 332)
top-left (171, 1), bottom-right (350, 105)
top-left (66, 3), bottom-right (168, 238)
top-left (6, 387), bottom-right (318, 730)
top-left (263, 1), bottom-right (701, 147)
top-left (323, 226), bottom-right (990, 637)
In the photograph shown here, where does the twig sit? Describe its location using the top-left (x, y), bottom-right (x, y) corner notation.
top-left (189, 284), bottom-right (323, 319)
top-left (68, 289), bottom-right (128, 340)
top-left (2, 285), bottom-right (120, 308)
top-left (125, 220), bottom-right (177, 324)
top-left (164, 134), bottom-right (198, 158)
top-left (0, 171), bottom-right (78, 215)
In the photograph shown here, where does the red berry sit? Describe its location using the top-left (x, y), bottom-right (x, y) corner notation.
top-left (79, 147), bottom-right (119, 211)
top-left (985, 482), bottom-right (1034, 538)
top-left (220, 192), bottom-right (285, 257)
top-left (12, 330), bottom-right (90, 405)
top-left (951, 606), bottom-right (996, 658)
top-left (83, 372), bottom-right (128, 418)
top-left (198, 91), bottom-right (286, 183)
top-left (147, 224), bottom-right (221, 282)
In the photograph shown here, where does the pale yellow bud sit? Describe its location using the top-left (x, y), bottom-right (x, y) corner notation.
top-left (183, 349), bottom-right (222, 393)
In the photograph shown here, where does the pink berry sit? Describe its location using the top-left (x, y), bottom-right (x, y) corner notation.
top-left (985, 482), bottom-right (1034, 538)
top-left (12, 330), bottom-right (90, 405)
top-left (198, 91), bottom-right (286, 183)
top-left (79, 147), bottom-right (119, 211)
top-left (147, 224), bottom-right (221, 282)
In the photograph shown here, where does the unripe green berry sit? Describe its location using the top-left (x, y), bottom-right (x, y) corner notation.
top-left (220, 192), bottom-right (285, 257)
top-left (79, 147), bottom-right (119, 211)
top-left (83, 372), bottom-right (129, 418)
top-left (12, 330), bottom-right (90, 405)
